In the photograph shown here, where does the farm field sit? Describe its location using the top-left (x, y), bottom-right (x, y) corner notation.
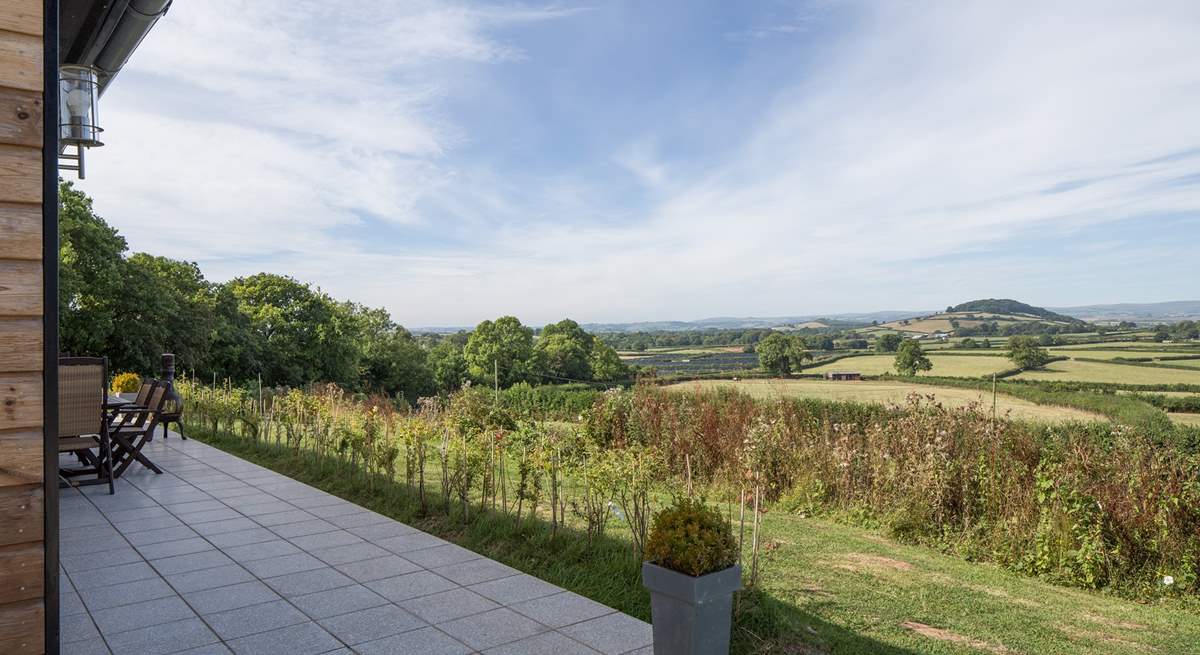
top-left (665, 378), bottom-right (1098, 422)
top-left (1158, 358), bottom-right (1200, 368)
top-left (1048, 349), bottom-right (1194, 360)
top-left (1014, 359), bottom-right (1200, 385)
top-left (1172, 413), bottom-right (1200, 426)
top-left (805, 354), bottom-right (1013, 377)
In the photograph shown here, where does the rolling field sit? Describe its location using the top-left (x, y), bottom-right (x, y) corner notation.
top-left (805, 354), bottom-right (1013, 377)
top-left (1172, 413), bottom-right (1200, 427)
top-left (665, 379), bottom-right (1099, 422)
top-left (1014, 359), bottom-right (1200, 385)
top-left (1048, 349), bottom-right (1193, 360)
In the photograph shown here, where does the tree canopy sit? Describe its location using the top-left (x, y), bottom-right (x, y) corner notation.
top-left (893, 340), bottom-right (933, 376)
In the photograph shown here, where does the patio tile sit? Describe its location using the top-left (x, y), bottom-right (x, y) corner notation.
top-left (79, 577), bottom-right (177, 611)
top-left (163, 499), bottom-right (229, 515)
top-left (289, 584), bottom-right (389, 620)
top-left (317, 603), bottom-right (427, 645)
top-left (354, 626), bottom-right (471, 655)
top-left (222, 539), bottom-right (302, 563)
top-left (439, 607), bottom-right (547, 650)
top-left (60, 611), bottom-right (100, 642)
top-left (165, 563), bottom-right (256, 594)
top-left (61, 546), bottom-right (143, 573)
top-left (303, 503), bottom-right (363, 519)
top-left (150, 549), bottom-right (234, 575)
top-left (310, 542), bottom-right (389, 566)
top-left (61, 523), bottom-right (119, 543)
top-left (469, 573), bottom-right (564, 605)
top-left (288, 494), bottom-right (347, 510)
top-left (559, 612), bottom-right (653, 655)
top-left (483, 631), bottom-right (603, 655)
top-left (253, 509), bottom-right (318, 527)
top-left (62, 638), bottom-right (112, 655)
top-left (324, 511), bottom-right (393, 529)
top-left (225, 621), bottom-right (342, 655)
top-left (403, 543), bottom-right (482, 569)
top-left (191, 517), bottom-right (260, 536)
top-left (243, 552), bottom-right (327, 578)
top-left (60, 589), bottom-right (87, 616)
top-left (346, 522), bottom-right (417, 542)
top-left (61, 534), bottom-right (129, 558)
top-left (261, 567), bottom-right (356, 597)
top-left (287, 530), bottom-right (363, 551)
top-left (114, 515), bottom-right (187, 534)
top-left (175, 508), bottom-right (244, 524)
top-left (365, 570), bottom-right (458, 603)
top-left (511, 591), bottom-right (616, 629)
top-left (374, 531), bottom-right (447, 554)
top-left (184, 580), bottom-right (281, 615)
top-left (205, 527), bottom-right (279, 549)
top-left (231, 500), bottom-right (296, 516)
top-left (91, 595), bottom-right (196, 636)
top-left (334, 555), bottom-right (422, 583)
top-left (432, 557), bottom-right (519, 586)
top-left (104, 506), bottom-right (172, 523)
top-left (399, 588), bottom-right (500, 624)
top-left (206, 599), bottom-right (309, 640)
top-left (136, 536), bottom-right (214, 560)
top-left (173, 645), bottom-right (234, 655)
top-left (124, 525), bottom-right (199, 546)
top-left (206, 485), bottom-right (264, 500)
top-left (69, 561), bottom-right (158, 590)
top-left (268, 519), bottom-right (340, 538)
top-left (104, 617), bottom-right (220, 655)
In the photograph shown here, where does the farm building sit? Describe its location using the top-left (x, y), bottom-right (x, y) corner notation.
top-left (825, 371), bottom-right (863, 381)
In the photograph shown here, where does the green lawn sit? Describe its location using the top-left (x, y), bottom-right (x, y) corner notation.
top-left (805, 354), bottom-right (1013, 378)
top-left (190, 427), bottom-right (1200, 655)
top-left (1049, 349), bottom-right (1195, 360)
top-left (665, 378), bottom-right (1098, 422)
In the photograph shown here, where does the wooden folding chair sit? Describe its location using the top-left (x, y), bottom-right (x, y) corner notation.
top-left (110, 384), bottom-right (167, 477)
top-left (58, 357), bottom-right (114, 494)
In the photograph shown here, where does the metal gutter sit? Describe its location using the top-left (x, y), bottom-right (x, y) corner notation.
top-left (93, 0), bottom-right (170, 93)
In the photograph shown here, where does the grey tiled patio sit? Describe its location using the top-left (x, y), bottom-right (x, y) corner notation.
top-left (59, 433), bottom-right (652, 655)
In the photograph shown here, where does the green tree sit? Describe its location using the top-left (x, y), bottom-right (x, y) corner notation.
top-left (1006, 336), bottom-right (1051, 370)
top-left (757, 332), bottom-right (793, 375)
top-left (428, 340), bottom-right (468, 392)
top-left (349, 304), bottom-right (432, 400)
top-left (463, 316), bottom-right (535, 386)
top-left (787, 337), bottom-right (813, 371)
top-left (535, 319), bottom-right (594, 381)
top-left (589, 341), bottom-right (629, 381)
top-left (227, 274), bottom-right (357, 387)
top-left (894, 340), bottom-right (932, 376)
top-left (59, 181), bottom-right (128, 361)
top-left (875, 333), bottom-right (904, 352)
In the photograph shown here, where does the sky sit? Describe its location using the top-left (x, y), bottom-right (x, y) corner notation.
top-left (79, 0), bottom-right (1200, 328)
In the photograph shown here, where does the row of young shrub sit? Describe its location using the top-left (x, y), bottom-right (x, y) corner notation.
top-left (180, 378), bottom-right (1200, 598)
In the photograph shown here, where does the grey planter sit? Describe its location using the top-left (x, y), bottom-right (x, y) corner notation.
top-left (642, 561), bottom-right (742, 655)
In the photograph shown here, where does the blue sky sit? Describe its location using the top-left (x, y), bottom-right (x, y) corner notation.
top-left (80, 1), bottom-right (1200, 327)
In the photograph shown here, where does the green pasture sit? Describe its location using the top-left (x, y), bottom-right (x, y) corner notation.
top-left (1014, 359), bottom-right (1200, 385)
top-left (805, 354), bottom-right (1013, 378)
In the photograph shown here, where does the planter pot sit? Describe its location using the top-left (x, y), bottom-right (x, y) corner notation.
top-left (642, 561), bottom-right (742, 655)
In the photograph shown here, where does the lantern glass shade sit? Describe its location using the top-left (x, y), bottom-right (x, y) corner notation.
top-left (60, 65), bottom-right (103, 147)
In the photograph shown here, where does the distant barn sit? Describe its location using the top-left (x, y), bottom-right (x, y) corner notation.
top-left (825, 371), bottom-right (862, 381)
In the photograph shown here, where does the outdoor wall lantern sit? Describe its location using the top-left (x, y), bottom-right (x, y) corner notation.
top-left (59, 65), bottom-right (104, 179)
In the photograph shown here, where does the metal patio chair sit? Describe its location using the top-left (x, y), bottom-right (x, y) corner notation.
top-left (57, 357), bottom-right (114, 494)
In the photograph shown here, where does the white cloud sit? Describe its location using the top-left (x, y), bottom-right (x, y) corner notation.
top-left (79, 1), bottom-right (1200, 327)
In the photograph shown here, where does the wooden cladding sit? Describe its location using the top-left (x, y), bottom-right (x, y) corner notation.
top-left (0, 204), bottom-right (40, 259)
top-left (0, 1), bottom-right (41, 38)
top-left (0, 30), bottom-right (40, 93)
top-left (0, 599), bottom-right (43, 654)
top-left (0, 145), bottom-right (40, 204)
top-left (0, 543), bottom-right (43, 605)
top-left (0, 88), bottom-right (42, 148)
top-left (0, 261), bottom-right (42, 318)
top-left (0, 485), bottom-right (42, 547)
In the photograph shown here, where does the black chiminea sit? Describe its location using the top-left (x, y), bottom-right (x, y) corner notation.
top-left (159, 353), bottom-right (186, 440)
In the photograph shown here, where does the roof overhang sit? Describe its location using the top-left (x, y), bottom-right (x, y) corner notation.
top-left (59, 0), bottom-right (171, 94)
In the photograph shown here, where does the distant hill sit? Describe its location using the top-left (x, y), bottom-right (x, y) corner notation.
top-left (1047, 300), bottom-right (1200, 324)
top-left (949, 299), bottom-right (1084, 325)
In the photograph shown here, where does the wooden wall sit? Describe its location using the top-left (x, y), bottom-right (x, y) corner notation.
top-left (0, 0), bottom-right (47, 653)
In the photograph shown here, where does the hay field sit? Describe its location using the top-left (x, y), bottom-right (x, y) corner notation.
top-left (805, 354), bottom-right (1013, 377)
top-left (664, 379), bottom-right (1099, 422)
top-left (1013, 359), bottom-right (1200, 385)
